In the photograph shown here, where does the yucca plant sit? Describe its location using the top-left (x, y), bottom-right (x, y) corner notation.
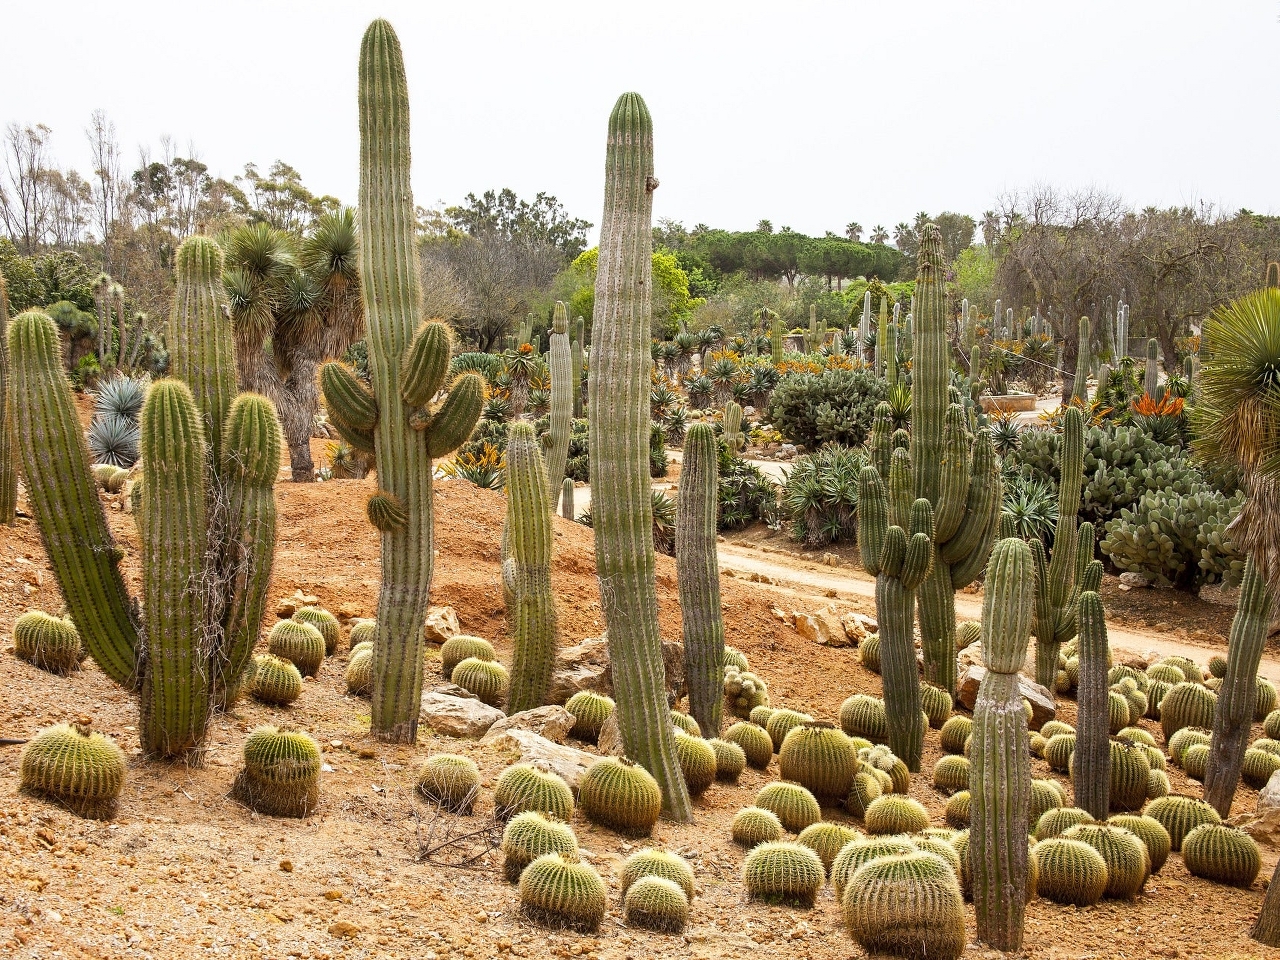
top-left (782, 445), bottom-right (864, 547)
top-left (93, 374), bottom-right (148, 422)
top-left (1001, 473), bottom-right (1059, 545)
top-left (86, 413), bottom-right (140, 468)
top-left (990, 412), bottom-right (1022, 455)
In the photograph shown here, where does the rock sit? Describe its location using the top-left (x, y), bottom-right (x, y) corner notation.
top-left (275, 590), bottom-right (319, 619)
top-left (328, 921), bottom-right (360, 939)
top-left (548, 637), bottom-right (684, 706)
top-left (1260, 769), bottom-right (1280, 815)
top-left (956, 665), bottom-right (1056, 727)
top-left (958, 642), bottom-right (985, 669)
top-left (430, 682), bottom-right (478, 700)
top-left (422, 606), bottom-right (459, 645)
top-left (419, 692), bottom-right (504, 738)
top-left (482, 729), bottom-right (597, 790)
top-left (780, 444), bottom-right (797, 458)
top-left (1118, 571), bottom-right (1153, 589)
top-left (842, 611), bottom-right (876, 638)
top-left (336, 602), bottom-right (363, 623)
top-left (795, 608), bottom-right (850, 647)
top-left (1231, 807), bottom-right (1280, 849)
top-left (482, 706), bottom-right (575, 744)
top-left (597, 714), bottom-right (624, 757)
top-left (821, 553), bottom-right (841, 568)
top-left (772, 607), bottom-right (793, 624)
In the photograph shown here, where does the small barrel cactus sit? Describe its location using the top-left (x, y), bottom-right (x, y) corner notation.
top-left (1253, 737), bottom-right (1280, 757)
top-left (1118, 726), bottom-right (1157, 747)
top-left (669, 709), bottom-right (701, 737)
top-left (1168, 726), bottom-right (1213, 766)
top-left (1035, 807), bottom-right (1095, 841)
top-left (619, 848), bottom-right (695, 901)
top-left (13, 611), bottom-right (84, 674)
top-left (1040, 720), bottom-right (1075, 739)
top-left (233, 725), bottom-right (321, 818)
top-left (724, 646), bottom-right (749, 671)
top-left (1029, 779), bottom-right (1065, 827)
top-left (798, 822), bottom-right (861, 876)
top-left (440, 635), bottom-right (496, 679)
top-left (832, 835), bottom-right (918, 898)
top-left (623, 875), bottom-right (688, 933)
top-left (1180, 823), bottom-right (1261, 887)
top-left (920, 683), bottom-right (952, 729)
top-left (501, 811), bottom-right (579, 883)
top-left (732, 806), bottom-right (784, 848)
top-left (723, 668), bottom-right (770, 718)
top-left (755, 781), bottom-right (822, 833)
top-left (1147, 662), bottom-right (1186, 685)
top-left (1032, 837), bottom-right (1108, 906)
top-left (859, 633), bottom-right (881, 673)
top-left (1257, 678), bottom-right (1279, 720)
top-left (415, 754), bottom-right (480, 814)
top-left (20, 721), bottom-right (125, 819)
top-left (932, 755), bottom-right (970, 794)
top-left (1108, 813), bottom-right (1172, 873)
top-left (494, 762), bottom-right (575, 822)
top-left (1062, 823), bottom-right (1149, 899)
top-left (1159, 681), bottom-right (1217, 743)
top-left (839, 694), bottom-right (888, 741)
top-left (939, 716), bottom-right (972, 755)
top-left (843, 851), bottom-right (967, 960)
top-left (846, 769), bottom-right (883, 819)
top-left (518, 853), bottom-right (607, 932)
top-left (860, 744), bottom-right (911, 794)
top-left (1265, 709), bottom-right (1280, 740)
top-left (1182, 743), bottom-right (1210, 781)
top-left (452, 656), bottom-right (509, 707)
top-left (249, 654), bottom-right (303, 706)
top-left (673, 730), bottom-right (717, 796)
top-left (709, 738), bottom-right (746, 782)
top-left (778, 722), bottom-right (859, 801)
top-left (765, 708), bottom-right (814, 752)
top-left (743, 840), bottom-right (825, 907)
top-left (348, 619), bottom-right (376, 646)
top-left (268, 619), bottom-right (325, 678)
top-left (1147, 768), bottom-right (1171, 799)
top-left (1103, 739), bottom-right (1151, 812)
top-left (1043, 733), bottom-right (1076, 772)
top-left (724, 721), bottom-right (773, 770)
top-left (956, 620), bottom-right (982, 649)
top-left (1242, 747), bottom-right (1280, 789)
top-left (292, 606), bottom-right (340, 655)
top-left (345, 647), bottom-right (374, 696)
top-left (865, 793), bottom-right (930, 835)
top-left (944, 790), bottom-right (971, 829)
top-left (564, 691), bottom-right (615, 743)
top-left (350, 640), bottom-right (373, 658)
top-left (1144, 794), bottom-right (1221, 851)
top-left (749, 705), bottom-right (776, 728)
top-left (578, 757), bottom-right (662, 836)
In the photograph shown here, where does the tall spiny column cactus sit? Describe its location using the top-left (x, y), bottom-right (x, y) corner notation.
top-left (545, 301), bottom-right (572, 505)
top-left (723, 400), bottom-right (746, 454)
top-left (970, 538), bottom-right (1032, 951)
top-left (1074, 590), bottom-right (1111, 819)
top-left (0, 269), bottom-right (17, 524)
top-left (885, 322), bottom-right (899, 386)
top-left (677, 423), bottom-right (723, 737)
top-left (588, 91), bottom-right (691, 820)
top-left (876, 294), bottom-right (888, 376)
top-left (1204, 560), bottom-right (1275, 816)
top-left (1071, 316), bottom-right (1091, 403)
top-left (770, 315), bottom-right (785, 366)
top-left (860, 443), bottom-right (935, 771)
top-left (859, 290), bottom-right (871, 362)
top-left (1145, 338), bottom-right (1160, 398)
top-left (319, 20), bottom-right (483, 741)
top-left (1116, 302), bottom-right (1129, 359)
top-left (911, 224), bottom-right (1003, 697)
top-left (572, 316), bottom-right (586, 418)
top-left (504, 421), bottom-right (557, 713)
top-left (561, 477), bottom-right (574, 520)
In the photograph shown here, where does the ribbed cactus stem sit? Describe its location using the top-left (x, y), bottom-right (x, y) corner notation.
top-left (1205, 560), bottom-right (1275, 817)
top-left (971, 538), bottom-right (1032, 951)
top-left (876, 294), bottom-right (888, 376)
top-left (546, 301), bottom-right (572, 504)
top-left (0, 269), bottom-right (16, 524)
top-left (1033, 406), bottom-right (1084, 691)
top-left (1071, 316), bottom-right (1090, 403)
top-left (504, 421), bottom-right (557, 714)
top-left (677, 423), bottom-right (723, 737)
top-left (587, 91), bottom-right (691, 821)
top-left (561, 477), bottom-right (575, 520)
top-left (1145, 338), bottom-right (1159, 397)
top-left (1074, 590), bottom-right (1111, 819)
top-left (723, 401), bottom-right (745, 454)
top-left (770, 316), bottom-right (784, 366)
top-left (572, 317), bottom-right (585, 418)
top-left (886, 322), bottom-right (898, 386)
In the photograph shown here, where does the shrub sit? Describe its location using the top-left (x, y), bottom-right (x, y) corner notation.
top-left (767, 367), bottom-right (887, 449)
top-left (782, 444), bottom-right (865, 547)
top-left (718, 443), bottom-right (779, 530)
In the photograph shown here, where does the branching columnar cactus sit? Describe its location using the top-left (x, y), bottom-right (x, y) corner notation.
top-left (545, 301), bottom-right (572, 504)
top-left (1074, 590), bottom-right (1111, 819)
top-left (859, 447), bottom-right (935, 770)
top-left (911, 225), bottom-right (1002, 697)
top-left (1071, 316), bottom-right (1091, 403)
top-left (677, 423), bottom-right (723, 736)
top-left (586, 92), bottom-right (691, 821)
top-left (0, 269), bottom-right (16, 525)
top-left (503, 421), bottom-right (557, 713)
top-left (970, 538), bottom-right (1033, 951)
top-left (319, 21), bottom-right (482, 742)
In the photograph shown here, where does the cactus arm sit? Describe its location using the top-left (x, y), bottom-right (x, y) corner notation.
top-left (877, 548), bottom-right (924, 770)
top-left (1034, 406), bottom-right (1084, 689)
top-left (545, 302), bottom-right (573, 501)
top-left (1074, 590), bottom-right (1111, 819)
top-left (932, 407), bottom-right (972, 543)
top-left (321, 361), bottom-right (379, 432)
top-left (421, 373), bottom-right (483, 456)
top-left (572, 317), bottom-right (585, 418)
top-left (9, 310), bottom-right (140, 689)
top-left (858, 466), bottom-right (886, 576)
top-left (676, 423), bottom-right (723, 737)
top-left (400, 321), bottom-right (452, 407)
top-left (0, 270), bottom-right (15, 524)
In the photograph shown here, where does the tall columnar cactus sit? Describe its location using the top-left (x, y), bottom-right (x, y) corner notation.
top-left (1116, 303), bottom-right (1129, 359)
top-left (770, 315), bottom-right (785, 366)
top-left (1204, 560), bottom-right (1275, 816)
top-left (318, 20), bottom-right (483, 741)
top-left (876, 293), bottom-right (888, 376)
top-left (970, 538), bottom-right (1033, 951)
top-left (0, 269), bottom-right (16, 524)
top-left (859, 290), bottom-right (871, 360)
top-left (1074, 590), bottom-right (1112, 819)
top-left (885, 322), bottom-right (899, 386)
top-left (1071, 316), bottom-right (1091, 403)
top-left (911, 225), bottom-right (1003, 697)
top-left (859, 447), bottom-right (935, 771)
top-left (723, 400), bottom-right (746, 454)
top-left (1145, 338), bottom-right (1159, 397)
top-left (504, 421), bottom-right (557, 714)
top-left (587, 91), bottom-right (691, 821)
top-left (572, 316), bottom-right (586, 418)
top-left (677, 423), bottom-right (723, 737)
top-left (545, 301), bottom-right (572, 505)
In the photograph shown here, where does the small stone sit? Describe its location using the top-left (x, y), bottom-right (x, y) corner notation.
top-left (324, 890), bottom-right (343, 901)
top-left (1119, 571), bottom-right (1153, 589)
top-left (821, 553), bottom-right (840, 568)
top-left (422, 606), bottom-right (460, 645)
top-left (420, 692), bottom-right (505, 738)
top-left (483, 706), bottom-right (575, 744)
top-left (279, 860), bottom-right (293, 872)
top-left (328, 921), bottom-right (360, 939)
top-left (481, 729), bottom-right (597, 789)
top-left (957, 664), bottom-right (1056, 727)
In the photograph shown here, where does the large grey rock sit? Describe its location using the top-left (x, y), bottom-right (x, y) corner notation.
top-left (956, 665), bottom-right (1057, 728)
top-left (548, 637), bottom-right (685, 706)
top-left (482, 729), bottom-right (597, 790)
top-left (419, 692), bottom-right (504, 738)
top-left (1260, 769), bottom-right (1280, 814)
top-left (482, 706), bottom-right (575, 744)
top-left (422, 605), bottom-right (460, 645)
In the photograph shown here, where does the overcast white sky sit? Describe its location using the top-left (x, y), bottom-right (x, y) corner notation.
top-left (4, 1), bottom-right (1276, 241)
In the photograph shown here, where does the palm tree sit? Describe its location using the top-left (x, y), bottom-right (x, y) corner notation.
top-left (892, 222), bottom-right (912, 251)
top-left (845, 222), bottom-right (863, 242)
top-left (756, 219), bottom-right (773, 234)
top-left (870, 225), bottom-right (889, 245)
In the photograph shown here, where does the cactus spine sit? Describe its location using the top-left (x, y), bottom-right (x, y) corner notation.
top-left (970, 538), bottom-right (1033, 951)
top-left (1071, 316), bottom-right (1090, 403)
top-left (319, 21), bottom-right (482, 741)
top-left (587, 92), bottom-right (690, 820)
top-left (545, 301), bottom-right (572, 505)
top-left (723, 400), bottom-right (746, 453)
top-left (677, 423), bottom-right (723, 736)
top-left (1074, 591), bottom-right (1111, 819)
top-left (0, 269), bottom-right (15, 524)
top-left (912, 225), bottom-right (1001, 697)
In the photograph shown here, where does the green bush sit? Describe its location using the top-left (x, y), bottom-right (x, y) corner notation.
top-left (782, 444), bottom-right (865, 547)
top-left (718, 443), bottom-right (778, 530)
top-left (767, 367), bottom-right (887, 449)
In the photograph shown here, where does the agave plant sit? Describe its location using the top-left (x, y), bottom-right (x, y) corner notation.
top-left (672, 332), bottom-right (696, 382)
top-left (746, 363), bottom-right (780, 408)
top-left (93, 374), bottom-right (148, 422)
top-left (87, 413), bottom-right (140, 468)
top-left (1021, 334), bottom-right (1057, 393)
top-left (527, 388), bottom-right (550, 418)
top-left (482, 395), bottom-right (511, 423)
top-left (441, 442), bottom-right (505, 490)
top-left (782, 444), bottom-right (865, 547)
top-left (709, 357), bottom-right (740, 405)
top-left (989, 411), bottom-right (1023, 455)
top-left (1132, 393), bottom-right (1187, 447)
top-left (650, 383), bottom-right (680, 419)
top-left (1001, 472), bottom-right (1060, 544)
top-left (719, 452), bottom-right (779, 530)
top-left (579, 488), bottom-right (677, 556)
top-left (650, 421), bottom-right (669, 478)
top-left (687, 375), bottom-right (713, 410)
top-left (663, 405), bottom-right (689, 447)
top-left (886, 380), bottom-right (912, 430)
top-left (450, 351), bottom-right (505, 383)
top-left (326, 440), bottom-right (368, 479)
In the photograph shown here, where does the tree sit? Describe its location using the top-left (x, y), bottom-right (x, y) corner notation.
top-left (561, 247), bottom-right (703, 339)
top-left (86, 110), bottom-right (122, 273)
top-left (236, 161), bottom-right (340, 233)
top-left (870, 224), bottom-right (889, 245)
top-left (445, 188), bottom-right (591, 260)
top-left (846, 222), bottom-right (863, 242)
top-left (756, 219), bottom-right (773, 234)
top-left (0, 123), bottom-right (56, 254)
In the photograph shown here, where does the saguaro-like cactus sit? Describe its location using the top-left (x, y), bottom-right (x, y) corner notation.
top-left (0, 269), bottom-right (17, 524)
top-left (588, 93), bottom-right (691, 820)
top-left (860, 445), bottom-right (935, 771)
top-left (504, 421), bottom-right (557, 713)
top-left (1071, 316), bottom-right (1091, 403)
top-left (545, 301), bottom-right (572, 505)
top-left (677, 423), bottom-right (723, 737)
top-left (561, 477), bottom-right (575, 520)
top-left (319, 19), bottom-right (482, 742)
top-left (911, 225), bottom-right (1002, 697)
top-left (1074, 590), bottom-right (1111, 819)
top-left (970, 537), bottom-right (1033, 951)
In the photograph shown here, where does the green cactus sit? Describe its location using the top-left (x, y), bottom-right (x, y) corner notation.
top-left (571, 316), bottom-right (585, 418)
top-left (579, 757), bottom-right (663, 836)
top-left (861, 743), bottom-right (912, 793)
top-left (796, 822), bottom-right (861, 876)
top-left (724, 721), bottom-right (773, 770)
top-left (620, 848), bottom-right (695, 901)
top-left (1242, 747), bottom-right (1280, 788)
top-left (623, 875), bottom-right (689, 933)
top-left (765, 708), bottom-right (814, 753)
top-left (1257, 678), bottom-right (1278, 719)
top-left (770, 315), bottom-right (785, 366)
top-left (1061, 824), bottom-right (1148, 900)
top-left (832, 836), bottom-right (919, 898)
top-left (1148, 768), bottom-right (1171, 798)
top-left (723, 667), bottom-right (769, 718)
top-left (1145, 794), bottom-right (1221, 850)
top-left (732, 806), bottom-right (785, 848)
top-left (858, 633), bottom-right (881, 673)
top-left (518, 853), bottom-right (607, 932)
top-left (755, 781), bottom-right (822, 833)
top-left (722, 400), bottom-right (746, 453)
top-left (249, 654), bottom-right (302, 706)
top-left (345, 648), bottom-right (374, 696)
top-left (1043, 735), bottom-right (1078, 774)
top-left (1034, 806), bottom-right (1095, 840)
top-left (14, 611), bottom-right (84, 674)
top-left (292, 607), bottom-right (340, 656)
top-left (944, 790), bottom-right (971, 828)
top-left (839, 694), bottom-right (887, 741)
top-left (0, 270), bottom-right (15, 524)
top-left (414, 754), bottom-right (480, 814)
top-left (452, 657), bottom-right (508, 707)
top-left (233, 726), bottom-right (321, 818)
top-left (501, 811), bottom-right (579, 883)
top-left (749, 705), bottom-right (776, 728)
top-left (1145, 337), bottom-right (1160, 397)
top-left (1108, 813), bottom-right (1171, 872)
top-left (673, 730), bottom-right (717, 795)
top-left (440, 635), bottom-right (496, 678)
top-left (670, 709), bottom-right (701, 736)
top-left (1169, 726), bottom-right (1213, 766)
top-left (545, 301), bottom-right (572, 503)
top-left (1161, 682), bottom-right (1218, 743)
top-left (940, 716), bottom-right (973, 755)
top-left (1180, 823), bottom-right (1260, 887)
top-left (921, 683), bottom-right (952, 729)
top-left (677, 423), bottom-right (723, 736)
top-left (1182, 742), bottom-right (1211, 780)
top-left (778, 722), bottom-right (858, 801)
top-left (1032, 837), bottom-right (1108, 906)
top-left (20, 721), bottom-right (125, 819)
top-left (494, 762), bottom-right (575, 822)
top-left (1147, 662), bottom-right (1185, 685)
top-left (846, 769), bottom-right (884, 819)
top-left (1074, 590), bottom-right (1111, 818)
top-left (560, 477), bottom-right (574, 520)
top-left (268, 619), bottom-right (325, 678)
top-left (933, 755), bottom-right (971, 793)
top-left (743, 841), bottom-right (825, 907)
top-left (865, 793), bottom-right (930, 835)
top-left (843, 851), bottom-right (967, 960)
top-left (564, 691), bottom-right (615, 743)
top-left (1071, 316), bottom-right (1091, 402)
top-left (708, 737), bottom-right (746, 782)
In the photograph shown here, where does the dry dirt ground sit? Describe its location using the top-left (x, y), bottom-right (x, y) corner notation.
top-left (0, 428), bottom-right (1277, 959)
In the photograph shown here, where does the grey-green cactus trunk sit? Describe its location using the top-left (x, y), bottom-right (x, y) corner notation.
top-left (677, 423), bottom-right (723, 737)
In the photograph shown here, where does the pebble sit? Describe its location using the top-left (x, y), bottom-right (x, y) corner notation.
top-left (279, 859), bottom-right (294, 872)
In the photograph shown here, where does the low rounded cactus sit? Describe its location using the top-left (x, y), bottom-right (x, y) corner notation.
top-left (797, 822), bottom-right (860, 875)
top-left (860, 744), bottom-right (911, 794)
top-left (1168, 726), bottom-right (1213, 767)
top-left (839, 694), bottom-right (887, 741)
top-left (765, 709), bottom-right (815, 752)
top-left (1118, 726), bottom-right (1157, 748)
top-left (1033, 837), bottom-right (1109, 906)
top-left (440, 635), bottom-right (496, 679)
top-left (1043, 733), bottom-right (1076, 772)
top-left (1207, 654), bottom-right (1228, 679)
top-left (724, 721), bottom-right (773, 770)
top-left (1257, 679), bottom-right (1278, 720)
top-left (1029, 778), bottom-right (1065, 827)
top-left (920, 684), bottom-right (951, 729)
top-left (1253, 737), bottom-right (1280, 758)
top-left (864, 794), bottom-right (929, 835)
top-left (743, 841), bottom-right (825, 907)
top-left (1108, 689), bottom-right (1132, 734)
top-left (955, 620), bottom-right (982, 650)
top-left (20, 721), bottom-right (125, 819)
top-left (292, 606), bottom-right (340, 655)
top-left (1029, 732), bottom-right (1048, 758)
top-left (1062, 823), bottom-right (1149, 899)
top-left (494, 762), bottom-right (575, 822)
top-left (755, 781), bottom-right (822, 833)
top-left (1109, 664), bottom-right (1149, 690)
top-left (944, 790), bottom-right (971, 829)
top-left (709, 738), bottom-right (746, 782)
top-left (670, 709), bottom-right (701, 737)
top-left (501, 811), bottom-right (579, 883)
top-left (1147, 768), bottom-right (1171, 799)
top-left (932, 755), bottom-right (970, 794)
top-left (452, 657), bottom-right (509, 707)
top-left (348, 619), bottom-right (376, 646)
top-left (623, 875), bottom-right (688, 933)
top-left (723, 669), bottom-right (770, 718)
top-left (724, 646), bottom-right (749, 671)
top-left (1108, 739), bottom-right (1152, 812)
top-left (1161, 655), bottom-right (1203, 683)
top-left (731, 806), bottom-right (784, 848)
top-left (620, 848), bottom-right (695, 901)
top-left (1181, 823), bottom-right (1261, 887)
top-left (845, 769), bottom-right (883, 819)
top-left (673, 730), bottom-right (717, 796)
top-left (249, 654), bottom-right (303, 706)
top-left (1266, 710), bottom-right (1280, 741)
top-left (843, 851), bottom-right (967, 960)
top-left (1146, 662), bottom-right (1185, 685)
top-left (1035, 806), bottom-right (1095, 841)
top-left (267, 619), bottom-right (325, 678)
top-left (564, 691), bottom-right (615, 743)
top-left (13, 611), bottom-right (84, 674)
top-left (234, 725), bottom-right (321, 818)
top-left (345, 648), bottom-right (373, 696)
top-left (1108, 813), bottom-right (1172, 873)
top-left (950, 829), bottom-right (973, 897)
top-left (1182, 743), bottom-right (1210, 781)
top-left (415, 754), bottom-right (480, 814)
top-left (913, 836), bottom-right (962, 876)
top-left (578, 757), bottom-right (662, 836)
top-left (350, 640), bottom-right (373, 658)
top-left (779, 722), bottom-right (858, 801)
top-left (1242, 747), bottom-right (1280, 789)
top-left (1040, 720), bottom-right (1075, 739)
top-left (939, 716), bottom-right (972, 755)
top-left (1141, 744), bottom-right (1166, 771)
top-left (859, 633), bottom-right (881, 673)
top-left (1159, 682), bottom-right (1217, 743)
top-left (1145, 680), bottom-right (1172, 718)
top-left (831, 835), bottom-right (918, 898)
top-left (518, 853), bottom-right (606, 932)
top-left (749, 705), bottom-right (775, 728)
top-left (1144, 794), bottom-right (1221, 851)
